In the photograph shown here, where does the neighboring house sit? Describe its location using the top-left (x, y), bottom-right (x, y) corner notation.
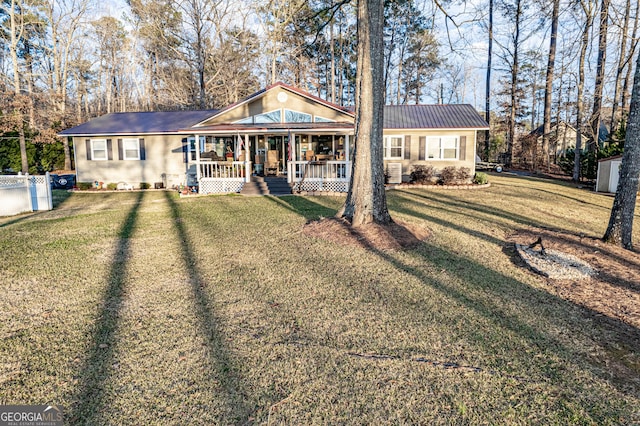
top-left (528, 121), bottom-right (588, 159)
top-left (596, 155), bottom-right (623, 193)
top-left (59, 82), bottom-right (489, 194)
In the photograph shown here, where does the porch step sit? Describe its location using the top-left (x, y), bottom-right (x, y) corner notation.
top-left (240, 176), bottom-right (292, 196)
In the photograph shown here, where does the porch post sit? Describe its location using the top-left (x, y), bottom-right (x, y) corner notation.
top-left (194, 134), bottom-right (201, 183)
top-left (345, 133), bottom-right (350, 161)
top-left (345, 133), bottom-right (351, 181)
top-left (244, 133), bottom-right (250, 182)
top-left (289, 132), bottom-right (296, 184)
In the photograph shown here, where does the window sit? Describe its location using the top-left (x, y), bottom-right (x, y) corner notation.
top-left (234, 116), bottom-right (253, 124)
top-left (285, 109), bottom-right (312, 123)
top-left (314, 115), bottom-right (335, 123)
top-left (426, 136), bottom-right (458, 160)
top-left (122, 138), bottom-right (140, 160)
top-left (384, 136), bottom-right (404, 159)
top-left (254, 110), bottom-right (281, 123)
top-left (91, 139), bottom-right (107, 160)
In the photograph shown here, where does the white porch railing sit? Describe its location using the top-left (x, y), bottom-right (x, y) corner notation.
top-left (198, 161), bottom-right (250, 194)
top-left (199, 160), bottom-right (250, 179)
top-left (288, 160), bottom-right (350, 193)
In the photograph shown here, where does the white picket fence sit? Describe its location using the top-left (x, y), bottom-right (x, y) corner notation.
top-left (0, 173), bottom-right (53, 217)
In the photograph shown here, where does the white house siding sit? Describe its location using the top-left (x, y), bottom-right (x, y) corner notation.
top-left (74, 134), bottom-right (189, 189)
top-left (383, 129), bottom-right (478, 182)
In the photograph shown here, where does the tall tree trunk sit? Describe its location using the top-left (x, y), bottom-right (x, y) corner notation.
top-left (506, 0), bottom-right (522, 167)
top-left (610, 0), bottom-right (632, 140)
top-left (330, 15), bottom-right (336, 104)
top-left (542, 0), bottom-right (559, 171)
top-left (590, 0), bottom-right (611, 151)
top-left (8, 0), bottom-right (28, 173)
top-left (339, 0), bottom-right (391, 227)
top-left (621, 0), bottom-right (640, 121)
top-left (603, 49), bottom-right (640, 249)
top-left (574, 1), bottom-right (594, 181)
top-left (484, 0), bottom-right (493, 161)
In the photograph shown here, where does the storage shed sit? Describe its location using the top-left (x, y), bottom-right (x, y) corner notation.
top-left (596, 155), bottom-right (623, 193)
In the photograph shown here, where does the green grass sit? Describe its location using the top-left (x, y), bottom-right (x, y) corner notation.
top-left (1, 175), bottom-right (639, 424)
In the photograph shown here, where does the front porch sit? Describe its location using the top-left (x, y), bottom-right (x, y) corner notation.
top-left (186, 128), bottom-right (352, 195)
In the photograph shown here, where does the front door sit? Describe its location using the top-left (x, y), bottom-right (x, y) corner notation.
top-left (265, 135), bottom-right (288, 174)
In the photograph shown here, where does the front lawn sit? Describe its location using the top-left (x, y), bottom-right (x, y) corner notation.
top-left (1, 174), bottom-right (638, 424)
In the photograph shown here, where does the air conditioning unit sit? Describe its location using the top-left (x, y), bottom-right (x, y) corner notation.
top-left (387, 163), bottom-right (403, 184)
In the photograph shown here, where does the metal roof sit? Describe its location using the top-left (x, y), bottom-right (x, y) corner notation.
top-left (383, 104), bottom-right (489, 129)
top-left (59, 101), bottom-right (488, 136)
top-left (58, 110), bottom-right (218, 136)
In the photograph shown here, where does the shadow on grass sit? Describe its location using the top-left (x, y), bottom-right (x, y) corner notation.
top-left (52, 189), bottom-right (74, 208)
top-left (0, 190), bottom-right (74, 228)
top-left (395, 189), bottom-right (559, 232)
top-left (266, 195), bottom-right (338, 221)
top-left (68, 191), bottom-right (144, 424)
top-left (163, 192), bottom-right (252, 422)
top-left (392, 193), bottom-right (505, 247)
top-left (396, 190), bottom-right (640, 273)
top-left (288, 196), bottom-right (640, 405)
top-left (492, 174), bottom-right (614, 210)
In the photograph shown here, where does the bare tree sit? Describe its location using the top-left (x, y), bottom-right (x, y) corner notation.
top-left (589, 0), bottom-right (611, 150)
top-left (542, 0), bottom-right (560, 171)
top-left (496, 0), bottom-right (528, 166)
top-left (484, 0), bottom-right (493, 161)
top-left (41, 0), bottom-right (91, 170)
top-left (621, 0), bottom-right (640, 119)
top-left (610, 0), bottom-right (639, 140)
top-left (603, 48), bottom-right (640, 249)
top-left (339, 0), bottom-right (391, 227)
top-left (574, 0), bottom-right (595, 181)
top-left (4, 0), bottom-right (30, 172)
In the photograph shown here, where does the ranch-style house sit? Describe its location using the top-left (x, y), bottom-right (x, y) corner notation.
top-left (59, 82), bottom-right (489, 194)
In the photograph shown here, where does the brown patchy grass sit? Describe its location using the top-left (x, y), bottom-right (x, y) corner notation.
top-left (1, 176), bottom-right (640, 424)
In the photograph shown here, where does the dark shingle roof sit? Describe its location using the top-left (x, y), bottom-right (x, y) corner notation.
top-left (383, 104), bottom-right (488, 129)
top-left (59, 110), bottom-right (218, 136)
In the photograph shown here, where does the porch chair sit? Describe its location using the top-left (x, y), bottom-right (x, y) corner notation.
top-left (305, 150), bottom-right (315, 161)
top-left (265, 150), bottom-right (280, 175)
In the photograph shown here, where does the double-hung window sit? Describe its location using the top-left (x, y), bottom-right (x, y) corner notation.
top-left (426, 136), bottom-right (458, 160)
top-left (384, 135), bottom-right (404, 159)
top-left (91, 139), bottom-right (108, 161)
top-left (122, 138), bottom-right (140, 160)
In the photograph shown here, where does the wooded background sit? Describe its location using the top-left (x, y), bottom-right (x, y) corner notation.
top-left (0, 0), bottom-right (635, 177)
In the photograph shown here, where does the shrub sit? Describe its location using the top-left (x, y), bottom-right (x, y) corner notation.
top-left (107, 182), bottom-right (118, 190)
top-left (410, 165), bottom-right (435, 184)
top-left (559, 144), bottom-right (624, 180)
top-left (473, 172), bottom-right (488, 185)
top-left (440, 166), bottom-right (458, 185)
top-left (77, 182), bottom-right (93, 190)
top-left (456, 167), bottom-right (472, 183)
top-left (140, 182), bottom-right (151, 190)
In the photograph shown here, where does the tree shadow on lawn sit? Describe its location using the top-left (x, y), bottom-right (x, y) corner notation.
top-left (492, 174), bottom-right (615, 211)
top-left (0, 190), bottom-right (75, 228)
top-left (68, 191), bottom-right (145, 424)
top-left (69, 191), bottom-right (251, 423)
top-left (394, 190), bottom-right (640, 270)
top-left (394, 189), bottom-right (572, 234)
top-left (267, 195), bottom-right (338, 221)
top-left (288, 197), bottom-right (640, 405)
top-left (163, 192), bottom-right (252, 423)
